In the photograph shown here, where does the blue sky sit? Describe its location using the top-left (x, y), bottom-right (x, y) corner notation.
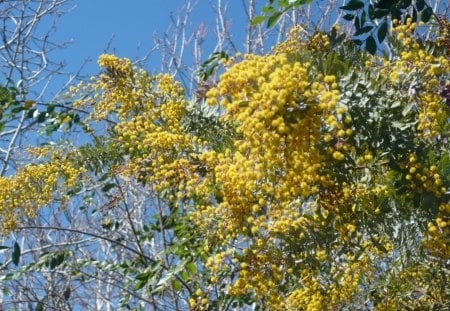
top-left (52, 1), bottom-right (248, 77)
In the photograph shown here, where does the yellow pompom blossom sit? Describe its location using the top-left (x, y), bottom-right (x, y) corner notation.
top-left (387, 18), bottom-right (450, 139)
top-left (72, 54), bottom-right (205, 197)
top-left (0, 151), bottom-right (83, 234)
top-left (275, 26), bottom-right (331, 56)
top-left (423, 202), bottom-right (450, 259)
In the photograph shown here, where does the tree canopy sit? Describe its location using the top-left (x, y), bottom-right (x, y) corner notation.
top-left (0, 1), bottom-right (449, 310)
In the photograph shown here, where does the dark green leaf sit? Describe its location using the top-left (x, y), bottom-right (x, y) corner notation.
top-left (10, 106), bottom-right (24, 114)
top-left (421, 7), bottom-right (432, 23)
top-left (361, 10), bottom-right (366, 26)
top-left (354, 26), bottom-right (374, 36)
top-left (366, 35), bottom-right (377, 54)
top-left (416, 0), bottom-right (426, 11)
top-left (101, 183), bottom-right (116, 192)
top-left (343, 14), bottom-right (355, 21)
top-left (355, 16), bottom-right (360, 30)
top-left (46, 104), bottom-right (55, 113)
top-left (368, 4), bottom-right (375, 19)
top-left (36, 302), bottom-right (44, 311)
top-left (12, 242), bottom-right (20, 266)
top-left (353, 39), bottom-right (363, 46)
top-left (438, 154), bottom-right (450, 180)
top-left (0, 246), bottom-right (9, 250)
top-left (400, 0), bottom-right (412, 9)
top-left (378, 21), bottom-right (388, 43)
top-left (390, 7), bottom-right (402, 20)
top-left (37, 112), bottom-right (47, 123)
top-left (376, 0), bottom-right (392, 9)
top-left (340, 0), bottom-right (364, 11)
top-left (27, 108), bottom-right (36, 119)
top-left (374, 9), bottom-right (389, 19)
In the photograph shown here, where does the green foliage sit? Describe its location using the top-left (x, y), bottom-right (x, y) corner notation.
top-left (11, 242), bottom-right (20, 266)
top-left (340, 0), bottom-right (436, 54)
top-left (251, 0), bottom-right (314, 28)
top-left (253, 0), bottom-right (437, 54)
top-left (196, 51), bottom-right (228, 81)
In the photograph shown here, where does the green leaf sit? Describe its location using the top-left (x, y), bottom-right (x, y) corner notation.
top-left (136, 271), bottom-right (151, 281)
top-left (374, 9), bottom-right (389, 19)
top-left (180, 270), bottom-right (189, 281)
top-left (355, 16), bottom-right (360, 30)
top-left (267, 11), bottom-right (282, 28)
top-left (421, 7), bottom-right (432, 23)
top-left (12, 242), bottom-right (20, 266)
top-left (354, 26), bottom-right (374, 36)
top-left (438, 154), bottom-right (450, 180)
top-left (390, 6), bottom-right (402, 20)
top-left (401, 0), bottom-right (412, 9)
top-left (46, 103), bottom-right (55, 113)
top-left (101, 183), bottom-right (116, 192)
top-left (366, 35), bottom-right (377, 54)
top-left (36, 302), bottom-right (44, 311)
top-left (50, 252), bottom-right (65, 269)
top-left (368, 4), bottom-right (375, 19)
top-left (343, 14), bottom-right (355, 21)
top-left (251, 15), bottom-right (267, 26)
top-left (361, 10), bottom-right (366, 26)
top-left (186, 262), bottom-right (197, 274)
top-left (0, 246), bottom-right (9, 251)
top-left (1, 273), bottom-right (14, 281)
top-left (378, 21), bottom-right (388, 43)
top-left (416, 0), bottom-right (426, 11)
top-left (401, 100), bottom-right (415, 116)
top-left (134, 280), bottom-right (147, 290)
top-left (340, 0), bottom-right (364, 11)
top-left (37, 112), bottom-right (47, 123)
top-left (173, 280), bottom-right (182, 291)
top-left (262, 6), bottom-right (276, 13)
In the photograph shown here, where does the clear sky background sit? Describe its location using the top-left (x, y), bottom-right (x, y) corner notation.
top-left (52, 1), bottom-right (249, 78)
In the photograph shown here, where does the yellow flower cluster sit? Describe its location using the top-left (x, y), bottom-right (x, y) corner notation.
top-left (74, 55), bottom-right (205, 202)
top-left (388, 19), bottom-right (450, 139)
top-left (203, 51), bottom-right (340, 220)
top-left (286, 253), bottom-right (373, 310)
top-left (194, 47), bottom-right (376, 305)
top-left (275, 26), bottom-right (330, 56)
top-left (404, 154), bottom-right (446, 197)
top-left (423, 203), bottom-right (449, 259)
top-left (0, 155), bottom-right (82, 234)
